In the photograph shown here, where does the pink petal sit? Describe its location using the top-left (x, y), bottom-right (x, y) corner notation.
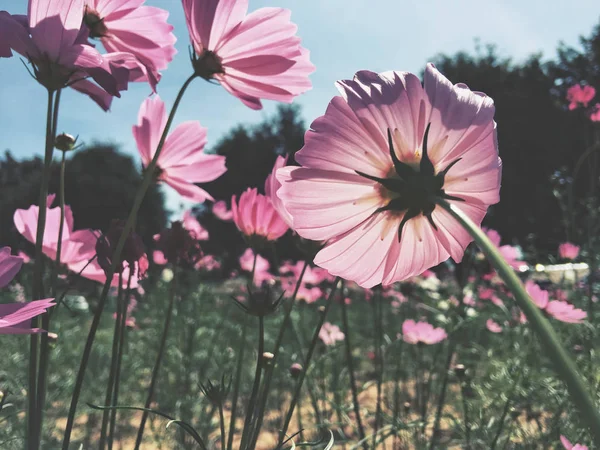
top-left (69, 78), bottom-right (114, 111)
top-left (0, 248), bottom-right (24, 288)
top-left (164, 175), bottom-right (215, 203)
top-left (29, 0), bottom-right (83, 60)
top-left (133, 95), bottom-right (167, 166)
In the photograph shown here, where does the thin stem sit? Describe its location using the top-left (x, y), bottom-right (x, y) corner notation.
top-left (276, 278), bottom-right (341, 448)
top-left (227, 318), bottom-right (248, 450)
top-left (429, 340), bottom-right (455, 450)
top-left (460, 381), bottom-right (471, 449)
top-left (437, 198), bottom-right (600, 441)
top-left (218, 402), bottom-right (226, 450)
top-left (247, 261), bottom-right (309, 448)
top-left (340, 287), bottom-right (367, 450)
top-left (28, 88), bottom-right (56, 449)
top-left (99, 273), bottom-right (124, 450)
top-left (62, 73), bottom-right (197, 449)
top-left (372, 292), bottom-right (384, 450)
top-left (240, 316), bottom-right (264, 450)
top-left (134, 266), bottom-right (179, 450)
top-left (108, 271), bottom-right (133, 449)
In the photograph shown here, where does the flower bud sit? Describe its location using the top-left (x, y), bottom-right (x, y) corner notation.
top-left (54, 133), bottom-right (77, 151)
top-left (233, 284), bottom-right (284, 317)
top-left (454, 364), bottom-right (467, 379)
top-left (155, 221), bottom-right (202, 267)
top-left (262, 352), bottom-right (274, 364)
top-left (289, 363), bottom-right (303, 378)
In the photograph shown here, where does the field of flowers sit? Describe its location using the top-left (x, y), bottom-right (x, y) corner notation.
top-left (1, 0), bottom-right (600, 449)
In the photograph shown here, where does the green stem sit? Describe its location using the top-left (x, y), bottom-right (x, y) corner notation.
top-left (62, 73), bottom-right (197, 449)
top-left (135, 266), bottom-right (179, 450)
top-left (247, 261), bottom-right (308, 449)
top-left (276, 278), bottom-right (341, 448)
top-left (108, 271), bottom-right (133, 449)
top-left (340, 285), bottom-right (367, 450)
top-left (240, 316), bottom-right (264, 450)
top-left (227, 318), bottom-right (248, 450)
top-left (437, 199), bottom-right (600, 441)
top-left (99, 273), bottom-right (124, 450)
top-left (372, 292), bottom-right (384, 450)
top-left (218, 402), bottom-right (226, 450)
top-left (28, 88), bottom-right (56, 449)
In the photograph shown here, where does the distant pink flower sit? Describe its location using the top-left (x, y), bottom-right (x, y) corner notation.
top-left (590, 104), bottom-right (600, 122)
top-left (14, 197), bottom-right (137, 288)
top-left (196, 254), bottom-right (221, 271)
top-left (265, 156), bottom-right (293, 227)
top-left (567, 84), bottom-right (596, 110)
top-left (232, 188), bottom-right (289, 241)
top-left (213, 200), bottom-right (234, 221)
top-left (561, 435), bottom-right (588, 450)
top-left (182, 0), bottom-right (314, 109)
top-left (546, 301), bottom-right (587, 324)
top-left (0, 299), bottom-right (56, 334)
top-left (277, 64), bottom-right (501, 287)
top-left (319, 322), bottom-right (345, 346)
top-left (239, 249), bottom-right (273, 284)
top-left (17, 251), bottom-right (31, 264)
top-left (183, 210), bottom-right (209, 240)
top-left (525, 280), bottom-right (586, 323)
top-left (402, 319), bottom-right (447, 345)
top-left (133, 95), bottom-right (227, 202)
top-left (484, 228), bottom-right (523, 269)
top-left (0, 247), bottom-right (23, 288)
top-left (559, 242), bottom-right (580, 260)
top-left (83, 0), bottom-right (176, 83)
top-left (0, 0), bottom-right (130, 108)
top-left (486, 319), bottom-right (503, 333)
top-left (525, 281), bottom-right (549, 309)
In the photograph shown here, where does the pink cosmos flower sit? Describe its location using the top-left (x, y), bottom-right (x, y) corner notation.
top-left (279, 262), bottom-right (325, 303)
top-left (14, 196), bottom-right (138, 288)
top-left (277, 64), bottom-right (501, 288)
top-left (486, 319), bottom-right (503, 333)
top-left (17, 251), bottom-right (31, 264)
top-left (183, 209), bottom-right (209, 240)
top-left (401, 319), bottom-right (447, 345)
top-left (196, 254), bottom-right (221, 271)
top-left (318, 322), bottom-right (345, 346)
top-left (153, 250), bottom-right (168, 265)
top-left (0, 299), bottom-right (56, 334)
top-left (232, 188), bottom-right (289, 241)
top-left (559, 242), bottom-right (580, 260)
top-left (525, 281), bottom-right (587, 324)
top-left (212, 200), bottom-right (234, 221)
top-left (82, 0), bottom-right (176, 83)
top-left (182, 0), bottom-right (314, 110)
top-left (567, 84), bottom-right (596, 110)
top-left (133, 95), bottom-right (227, 202)
top-left (265, 156), bottom-right (293, 227)
top-left (239, 248), bottom-right (273, 284)
top-left (0, 0), bottom-right (130, 108)
top-left (546, 301), bottom-right (587, 324)
top-left (561, 435), bottom-right (588, 450)
top-left (484, 228), bottom-right (523, 269)
top-left (0, 248), bottom-right (24, 288)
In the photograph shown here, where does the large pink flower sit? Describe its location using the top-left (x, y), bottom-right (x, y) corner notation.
top-left (182, 0), bottom-right (314, 109)
top-left (232, 188), bottom-right (289, 241)
top-left (133, 95), bottom-right (227, 202)
top-left (82, 0), bottom-right (176, 83)
top-left (277, 64), bottom-right (501, 288)
top-left (525, 281), bottom-right (586, 324)
top-left (566, 84), bottom-right (595, 110)
top-left (0, 0), bottom-right (130, 108)
top-left (0, 299), bottom-right (56, 334)
top-left (0, 247), bottom-right (24, 288)
top-left (401, 319), bottom-right (447, 345)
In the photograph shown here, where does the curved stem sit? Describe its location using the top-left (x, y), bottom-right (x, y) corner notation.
top-left (247, 261), bottom-right (309, 449)
top-left (437, 199), bottom-right (600, 441)
top-left (218, 402), bottom-right (226, 450)
top-left (240, 316), bottom-right (264, 450)
top-left (276, 278), bottom-right (341, 448)
top-left (134, 266), bottom-right (179, 449)
top-left (62, 73), bottom-right (197, 449)
top-left (340, 284), bottom-right (367, 450)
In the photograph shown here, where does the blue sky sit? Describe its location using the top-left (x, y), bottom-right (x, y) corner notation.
top-left (1, 0), bottom-right (599, 213)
